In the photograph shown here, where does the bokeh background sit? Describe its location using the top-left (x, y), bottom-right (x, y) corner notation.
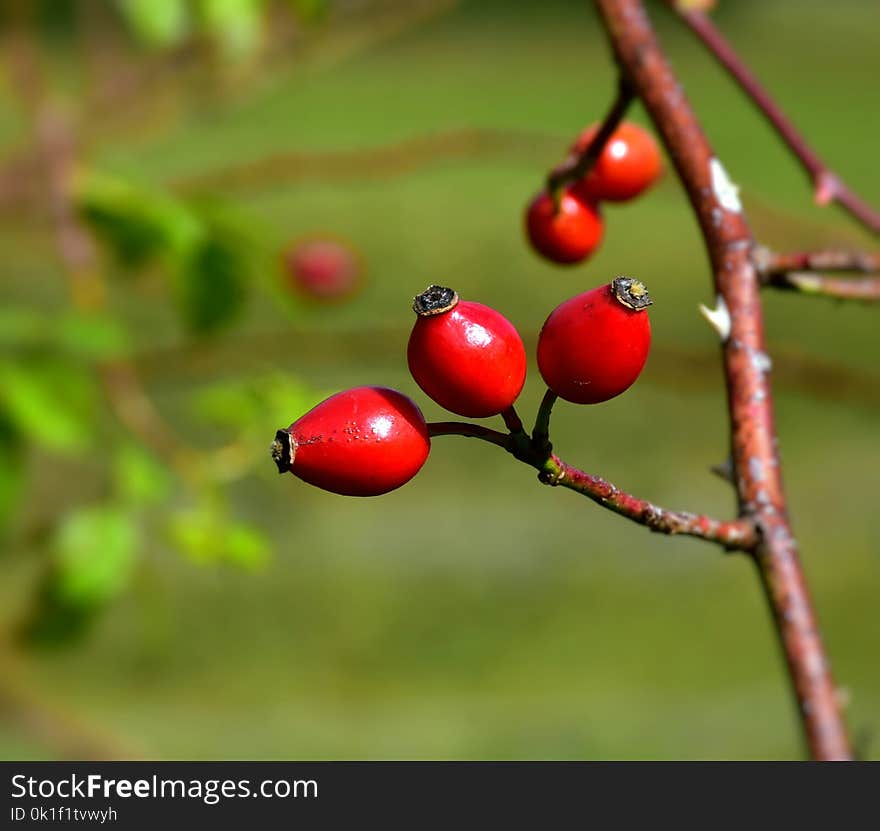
top-left (0, 0), bottom-right (877, 760)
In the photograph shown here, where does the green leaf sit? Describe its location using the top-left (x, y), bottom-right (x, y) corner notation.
top-left (0, 308), bottom-right (49, 349)
top-left (116, 0), bottom-right (190, 49)
top-left (223, 522), bottom-right (270, 569)
top-left (0, 359), bottom-right (96, 452)
top-left (197, 0), bottom-right (265, 57)
top-left (114, 443), bottom-right (173, 506)
top-left (288, 0), bottom-right (329, 24)
top-left (76, 170), bottom-right (204, 268)
top-left (169, 506), bottom-right (270, 569)
top-left (0, 415), bottom-right (25, 534)
top-left (53, 505), bottom-right (139, 607)
top-left (175, 234), bottom-right (247, 335)
top-left (55, 312), bottom-right (130, 360)
top-left (190, 374), bottom-right (324, 441)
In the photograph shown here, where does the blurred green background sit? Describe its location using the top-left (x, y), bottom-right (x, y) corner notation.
top-left (0, 0), bottom-right (877, 760)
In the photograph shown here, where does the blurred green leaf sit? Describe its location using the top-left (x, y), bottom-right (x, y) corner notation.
top-left (54, 505), bottom-right (139, 607)
top-left (191, 374), bottom-right (323, 440)
top-left (77, 171), bottom-right (204, 268)
top-left (22, 504), bottom-right (139, 647)
top-left (19, 583), bottom-right (102, 648)
top-left (175, 233), bottom-right (247, 335)
top-left (169, 505), bottom-right (270, 569)
top-left (116, 0), bottom-right (190, 49)
top-left (114, 443), bottom-right (173, 506)
top-left (223, 522), bottom-right (270, 569)
top-left (197, 0), bottom-right (265, 58)
top-left (56, 312), bottom-right (130, 360)
top-left (0, 415), bottom-right (24, 533)
top-left (0, 359), bottom-right (97, 452)
top-left (0, 308), bottom-right (48, 350)
top-left (288, 0), bottom-right (329, 23)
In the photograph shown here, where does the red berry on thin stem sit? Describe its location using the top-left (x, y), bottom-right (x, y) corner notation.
top-left (407, 285), bottom-right (527, 418)
top-left (271, 386), bottom-right (429, 496)
top-left (537, 276), bottom-right (652, 405)
top-left (525, 188), bottom-right (604, 265)
top-left (572, 122), bottom-right (662, 203)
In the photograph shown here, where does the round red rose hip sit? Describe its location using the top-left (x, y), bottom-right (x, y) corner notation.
top-left (407, 285), bottom-right (526, 418)
top-left (571, 122), bottom-right (662, 203)
top-left (537, 277), bottom-right (652, 405)
top-left (525, 188), bottom-right (604, 265)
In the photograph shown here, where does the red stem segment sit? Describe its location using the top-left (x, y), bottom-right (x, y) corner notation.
top-left (754, 247), bottom-right (880, 276)
top-left (669, 4), bottom-right (880, 234)
top-left (596, 0), bottom-right (852, 759)
top-left (764, 273), bottom-right (880, 303)
top-left (427, 422), bottom-right (758, 550)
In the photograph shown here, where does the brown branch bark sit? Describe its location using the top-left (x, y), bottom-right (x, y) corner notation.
top-left (764, 273), bottom-right (880, 303)
top-left (428, 422), bottom-right (758, 550)
top-left (596, 0), bottom-right (852, 759)
top-left (754, 247), bottom-right (880, 276)
top-left (667, 3), bottom-right (880, 234)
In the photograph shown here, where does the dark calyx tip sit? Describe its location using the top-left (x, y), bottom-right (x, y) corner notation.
top-left (270, 429), bottom-right (294, 474)
top-left (611, 276), bottom-right (652, 311)
top-left (413, 284), bottom-right (459, 316)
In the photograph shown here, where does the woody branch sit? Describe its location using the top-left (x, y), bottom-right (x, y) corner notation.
top-left (595, 0), bottom-right (855, 760)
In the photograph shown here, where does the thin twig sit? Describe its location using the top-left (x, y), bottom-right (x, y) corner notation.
top-left (667, 2), bottom-right (880, 234)
top-left (754, 246), bottom-right (880, 276)
top-left (500, 406), bottom-right (526, 435)
top-left (764, 273), bottom-right (880, 303)
top-left (598, 0), bottom-right (852, 759)
top-left (428, 422), bottom-right (512, 449)
top-left (541, 454), bottom-right (758, 549)
top-left (427, 421), bottom-right (757, 549)
top-left (546, 77), bottom-right (634, 195)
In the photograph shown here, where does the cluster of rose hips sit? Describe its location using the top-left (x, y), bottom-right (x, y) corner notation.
top-left (526, 122), bottom-right (662, 264)
top-left (271, 277), bottom-right (652, 497)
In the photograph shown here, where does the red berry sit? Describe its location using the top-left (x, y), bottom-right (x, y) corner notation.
top-left (407, 286), bottom-right (526, 418)
top-left (572, 122), bottom-right (662, 202)
top-left (271, 386), bottom-right (429, 496)
top-left (537, 277), bottom-right (652, 404)
top-left (525, 188), bottom-right (604, 265)
top-left (282, 237), bottom-right (362, 300)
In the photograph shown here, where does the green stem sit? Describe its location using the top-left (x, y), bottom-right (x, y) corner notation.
top-left (532, 389), bottom-right (558, 451)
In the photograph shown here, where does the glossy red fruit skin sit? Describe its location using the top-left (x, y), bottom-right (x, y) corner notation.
top-left (408, 290), bottom-right (527, 418)
top-left (276, 386), bottom-right (429, 496)
top-left (525, 188), bottom-right (604, 265)
top-left (537, 278), bottom-right (651, 405)
top-left (572, 122), bottom-right (662, 202)
top-left (282, 238), bottom-right (362, 301)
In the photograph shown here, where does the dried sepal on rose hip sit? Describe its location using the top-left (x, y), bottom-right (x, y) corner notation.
top-left (571, 122), bottom-right (663, 203)
top-left (525, 187), bottom-right (604, 265)
top-left (271, 386), bottom-right (430, 496)
top-left (537, 276), bottom-right (652, 404)
top-left (407, 285), bottom-right (527, 418)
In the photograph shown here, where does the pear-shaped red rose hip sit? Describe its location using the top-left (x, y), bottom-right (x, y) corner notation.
top-left (271, 386), bottom-right (430, 496)
top-left (571, 122), bottom-right (662, 203)
top-left (537, 277), bottom-right (652, 405)
top-left (407, 285), bottom-right (527, 418)
top-left (525, 187), bottom-right (604, 265)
